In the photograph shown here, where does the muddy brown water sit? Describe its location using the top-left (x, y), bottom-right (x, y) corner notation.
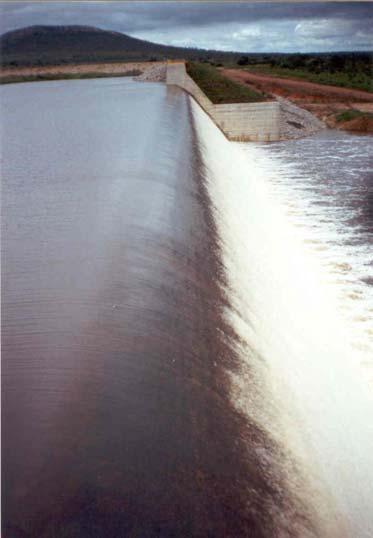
top-left (1, 79), bottom-right (305, 537)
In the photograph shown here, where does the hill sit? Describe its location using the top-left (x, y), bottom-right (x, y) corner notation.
top-left (0, 25), bottom-right (240, 67)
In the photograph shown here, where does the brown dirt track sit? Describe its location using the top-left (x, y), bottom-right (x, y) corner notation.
top-left (221, 69), bottom-right (373, 103)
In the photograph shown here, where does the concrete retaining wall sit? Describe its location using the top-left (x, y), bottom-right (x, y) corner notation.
top-left (166, 62), bottom-right (280, 141)
top-left (167, 62), bottom-right (214, 114)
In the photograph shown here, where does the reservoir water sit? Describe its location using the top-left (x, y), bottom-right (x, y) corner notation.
top-left (2, 78), bottom-right (373, 537)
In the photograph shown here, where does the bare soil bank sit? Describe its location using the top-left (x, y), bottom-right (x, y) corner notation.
top-left (221, 68), bottom-right (373, 133)
top-left (0, 61), bottom-right (166, 83)
top-left (337, 113), bottom-right (373, 133)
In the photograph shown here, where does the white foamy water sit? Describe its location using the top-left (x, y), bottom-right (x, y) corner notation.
top-left (244, 132), bottom-right (373, 375)
top-left (192, 100), bottom-right (373, 537)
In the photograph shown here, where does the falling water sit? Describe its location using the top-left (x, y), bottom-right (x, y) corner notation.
top-left (191, 100), bottom-right (373, 537)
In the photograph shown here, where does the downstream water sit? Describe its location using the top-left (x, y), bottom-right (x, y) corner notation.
top-left (192, 104), bottom-right (373, 538)
top-left (2, 78), bottom-right (373, 537)
top-left (252, 131), bottom-right (373, 368)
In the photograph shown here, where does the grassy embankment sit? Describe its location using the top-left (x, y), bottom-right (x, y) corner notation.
top-left (237, 64), bottom-right (372, 93)
top-left (336, 110), bottom-right (373, 122)
top-left (0, 70), bottom-right (142, 85)
top-left (333, 109), bottom-right (373, 132)
top-left (186, 61), bottom-right (265, 104)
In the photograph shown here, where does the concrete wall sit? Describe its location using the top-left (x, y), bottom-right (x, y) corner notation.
top-left (166, 62), bottom-right (214, 115)
top-left (166, 62), bottom-right (280, 142)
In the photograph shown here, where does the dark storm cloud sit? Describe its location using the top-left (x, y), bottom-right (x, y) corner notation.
top-left (0, 2), bottom-right (372, 52)
top-left (1, 2), bottom-right (371, 32)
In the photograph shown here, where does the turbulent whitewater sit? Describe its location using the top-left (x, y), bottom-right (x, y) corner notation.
top-left (192, 101), bottom-right (373, 537)
top-left (2, 78), bottom-right (373, 537)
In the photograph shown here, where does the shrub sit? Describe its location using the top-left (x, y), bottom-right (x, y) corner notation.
top-left (237, 55), bottom-right (249, 66)
top-left (336, 110), bottom-right (373, 122)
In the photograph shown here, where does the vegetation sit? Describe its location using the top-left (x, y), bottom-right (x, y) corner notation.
top-left (242, 64), bottom-right (372, 93)
top-left (186, 62), bottom-right (265, 104)
top-left (237, 56), bottom-right (250, 66)
top-left (0, 70), bottom-right (142, 85)
top-left (336, 110), bottom-right (373, 123)
top-left (235, 52), bottom-right (373, 93)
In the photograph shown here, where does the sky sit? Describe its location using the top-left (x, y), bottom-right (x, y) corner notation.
top-left (0, 1), bottom-right (372, 53)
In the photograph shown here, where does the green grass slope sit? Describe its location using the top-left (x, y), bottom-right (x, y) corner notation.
top-left (186, 62), bottom-right (265, 104)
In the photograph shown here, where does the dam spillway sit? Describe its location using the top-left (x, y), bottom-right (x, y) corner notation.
top-left (2, 77), bottom-right (373, 537)
top-left (1, 78), bottom-right (298, 537)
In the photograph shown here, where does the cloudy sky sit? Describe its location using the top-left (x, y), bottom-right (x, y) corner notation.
top-left (0, 1), bottom-right (372, 53)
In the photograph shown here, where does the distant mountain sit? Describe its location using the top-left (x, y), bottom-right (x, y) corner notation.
top-left (0, 25), bottom-right (241, 67)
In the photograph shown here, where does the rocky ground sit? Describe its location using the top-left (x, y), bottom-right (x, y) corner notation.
top-left (135, 63), bottom-right (167, 82)
top-left (276, 95), bottom-right (326, 140)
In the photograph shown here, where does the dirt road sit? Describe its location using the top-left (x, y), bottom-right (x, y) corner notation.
top-left (221, 68), bottom-right (373, 103)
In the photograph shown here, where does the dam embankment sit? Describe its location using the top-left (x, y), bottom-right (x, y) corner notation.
top-left (2, 77), bottom-right (313, 537)
top-left (164, 61), bottom-right (325, 141)
top-left (166, 61), bottom-right (281, 142)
